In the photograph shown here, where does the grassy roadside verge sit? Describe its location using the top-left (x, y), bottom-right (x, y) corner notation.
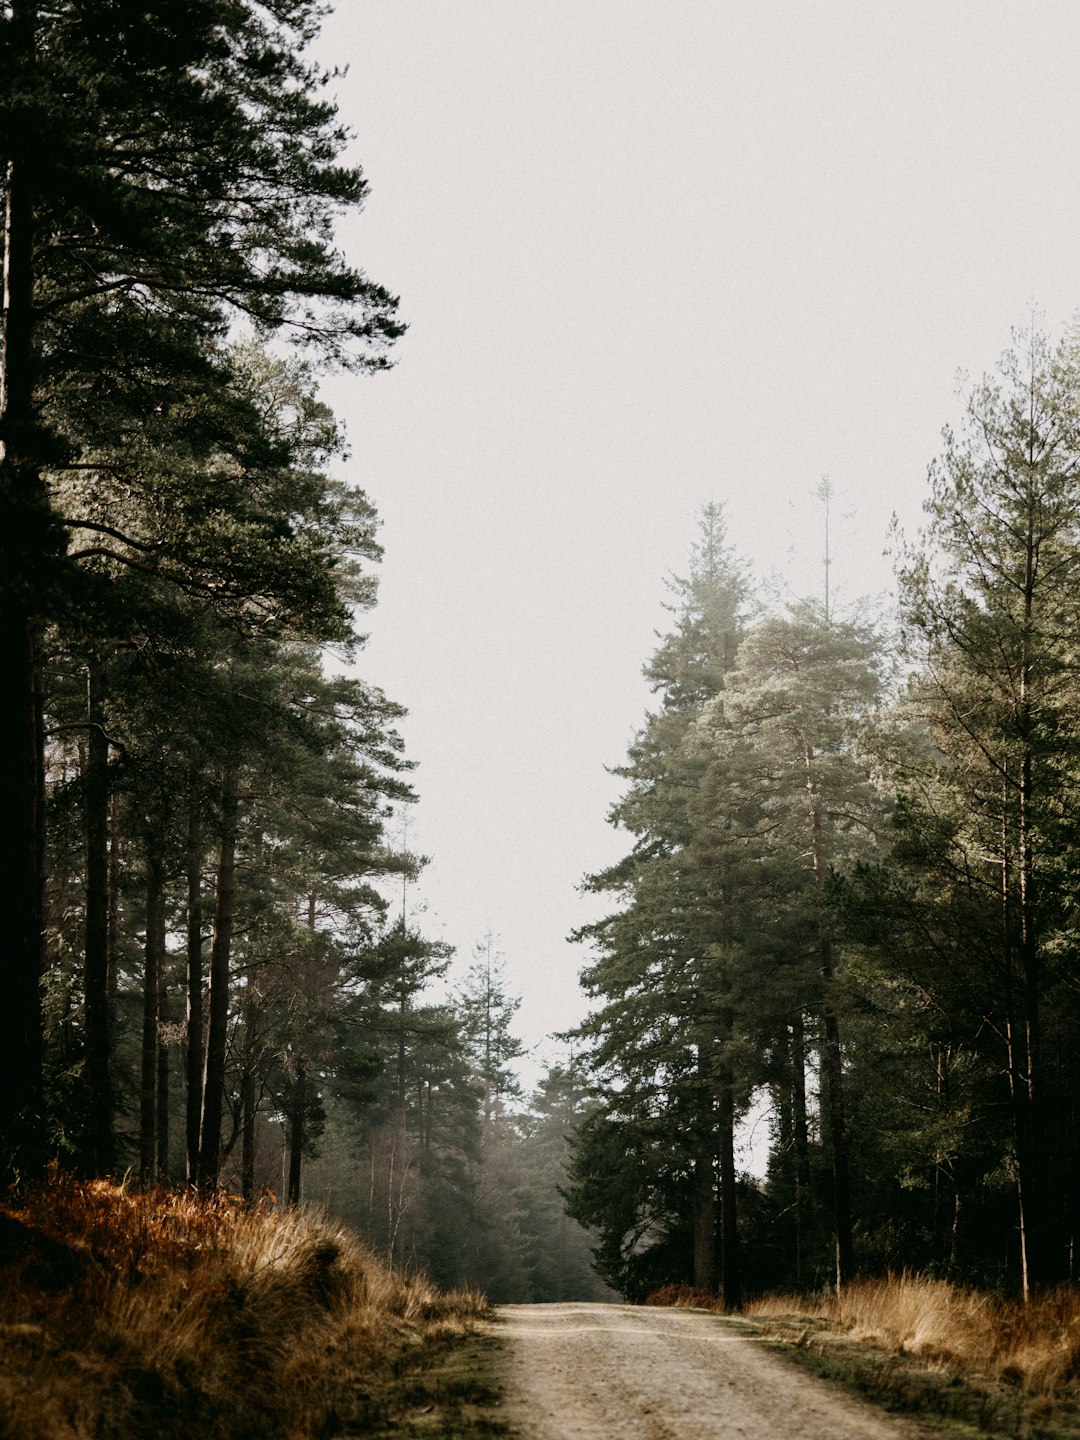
top-left (649, 1278), bottom-right (1080, 1440)
top-left (367, 1329), bottom-right (510, 1438)
top-left (0, 1171), bottom-right (503, 1439)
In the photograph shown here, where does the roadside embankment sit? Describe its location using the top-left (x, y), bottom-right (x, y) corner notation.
top-left (0, 1172), bottom-right (490, 1439)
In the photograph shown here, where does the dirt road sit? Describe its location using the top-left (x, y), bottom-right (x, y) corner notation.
top-left (495, 1303), bottom-right (942, 1440)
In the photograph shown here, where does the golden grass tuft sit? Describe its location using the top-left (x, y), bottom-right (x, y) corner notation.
top-left (0, 1170), bottom-right (490, 1440)
top-left (746, 1273), bottom-right (1080, 1396)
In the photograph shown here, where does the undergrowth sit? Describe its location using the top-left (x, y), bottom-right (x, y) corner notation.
top-left (0, 1170), bottom-right (493, 1440)
top-left (647, 1274), bottom-right (1080, 1438)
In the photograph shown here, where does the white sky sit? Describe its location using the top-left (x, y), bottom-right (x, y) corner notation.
top-left (314, 1), bottom-right (1080, 1078)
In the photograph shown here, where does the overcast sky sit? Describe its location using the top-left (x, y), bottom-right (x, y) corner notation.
top-left (313, 2), bottom-right (1080, 1080)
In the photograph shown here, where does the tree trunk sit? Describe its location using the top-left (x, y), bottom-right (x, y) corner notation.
top-left (0, 38), bottom-right (47, 1180)
top-left (819, 965), bottom-right (854, 1288)
top-left (287, 1056), bottom-right (306, 1207)
top-left (185, 794), bottom-right (204, 1184)
top-left (1015, 581), bottom-right (1054, 1289)
top-left (140, 855), bottom-right (165, 1183)
top-left (397, 987), bottom-right (407, 1128)
top-left (691, 1145), bottom-right (716, 1292)
top-left (1004, 504), bottom-right (1062, 1293)
top-left (240, 1065), bottom-right (256, 1203)
top-left (791, 1011), bottom-right (811, 1284)
top-left (108, 792), bottom-right (121, 1000)
top-left (83, 657), bottom-right (112, 1175)
top-left (717, 1053), bottom-right (742, 1310)
top-left (197, 767), bottom-right (238, 1190)
top-left (692, 1028), bottom-right (717, 1292)
top-left (156, 981), bottom-right (170, 1181)
top-left (804, 741), bottom-right (854, 1288)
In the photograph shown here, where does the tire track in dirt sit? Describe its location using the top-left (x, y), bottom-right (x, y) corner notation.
top-left (495, 1303), bottom-right (945, 1440)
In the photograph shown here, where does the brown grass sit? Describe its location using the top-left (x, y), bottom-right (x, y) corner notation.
top-left (745, 1275), bottom-right (1080, 1396)
top-left (645, 1274), bottom-right (1080, 1394)
top-left (0, 1170), bottom-right (491, 1440)
top-left (646, 1274), bottom-right (1080, 1435)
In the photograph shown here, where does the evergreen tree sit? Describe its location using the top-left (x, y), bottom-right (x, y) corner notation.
top-left (569, 505), bottom-right (753, 1303)
top-left (696, 601), bottom-right (887, 1287)
top-left (516, 1063), bottom-right (612, 1302)
top-left (856, 325), bottom-right (1080, 1292)
top-left (0, 0), bottom-right (402, 1177)
top-left (456, 932), bottom-right (525, 1126)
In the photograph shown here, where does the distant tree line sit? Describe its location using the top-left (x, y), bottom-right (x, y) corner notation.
top-left (304, 934), bottom-right (609, 1301)
top-left (566, 326), bottom-right (1080, 1304)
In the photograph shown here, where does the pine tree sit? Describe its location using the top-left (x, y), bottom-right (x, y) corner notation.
top-left (456, 932), bottom-right (525, 1126)
top-left (0, 0), bottom-right (403, 1177)
top-left (875, 324), bottom-right (1080, 1291)
top-left (697, 601), bottom-right (887, 1287)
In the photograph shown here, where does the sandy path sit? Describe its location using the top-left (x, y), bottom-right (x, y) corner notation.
top-left (494, 1303), bottom-right (942, 1440)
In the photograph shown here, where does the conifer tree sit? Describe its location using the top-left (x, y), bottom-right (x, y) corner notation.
top-left (456, 932), bottom-right (525, 1126)
top-left (697, 602), bottom-right (887, 1287)
top-left (0, 0), bottom-right (402, 1176)
top-left (569, 505), bottom-right (753, 1302)
top-left (867, 325), bottom-right (1080, 1292)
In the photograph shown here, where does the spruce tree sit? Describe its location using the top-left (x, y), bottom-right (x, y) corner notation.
top-left (456, 932), bottom-right (525, 1126)
top-left (570, 505), bottom-right (753, 1302)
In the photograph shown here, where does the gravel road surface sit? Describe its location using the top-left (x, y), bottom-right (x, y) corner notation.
top-left (495, 1303), bottom-right (943, 1440)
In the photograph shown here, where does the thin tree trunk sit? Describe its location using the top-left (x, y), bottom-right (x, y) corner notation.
top-left (197, 767), bottom-right (238, 1190)
top-left (692, 1029), bottom-right (717, 1292)
top-left (140, 855), bottom-right (165, 1183)
top-left (240, 1065), bottom-right (256, 1203)
top-left (185, 793), bottom-right (204, 1184)
top-left (83, 657), bottom-right (112, 1175)
top-left (819, 973), bottom-right (854, 1287)
top-left (558, 1208), bottom-right (567, 1302)
top-left (287, 1056), bottom-right (306, 1207)
top-left (804, 740), bottom-right (854, 1288)
top-left (717, 1053), bottom-right (742, 1310)
top-left (397, 987), bottom-right (407, 1125)
top-left (1015, 552), bottom-right (1053, 1289)
top-left (108, 792), bottom-right (121, 1001)
top-left (691, 1149), bottom-right (717, 1290)
top-left (156, 979), bottom-right (170, 1181)
top-left (791, 1011), bottom-right (811, 1284)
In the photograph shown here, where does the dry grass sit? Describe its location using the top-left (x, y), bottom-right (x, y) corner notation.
top-left (0, 1170), bottom-right (491, 1440)
top-left (746, 1275), bottom-right (1080, 1396)
top-left (646, 1275), bottom-right (1080, 1436)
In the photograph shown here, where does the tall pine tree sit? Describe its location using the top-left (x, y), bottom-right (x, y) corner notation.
top-left (0, 0), bottom-right (402, 1177)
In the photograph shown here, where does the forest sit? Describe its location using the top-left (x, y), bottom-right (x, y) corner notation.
top-left (0, 0), bottom-right (609, 1306)
top-left (568, 340), bottom-right (1080, 1305)
top-left (2, 0), bottom-right (1079, 1316)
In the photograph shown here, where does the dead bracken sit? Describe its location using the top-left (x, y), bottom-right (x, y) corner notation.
top-left (0, 1171), bottom-right (490, 1440)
